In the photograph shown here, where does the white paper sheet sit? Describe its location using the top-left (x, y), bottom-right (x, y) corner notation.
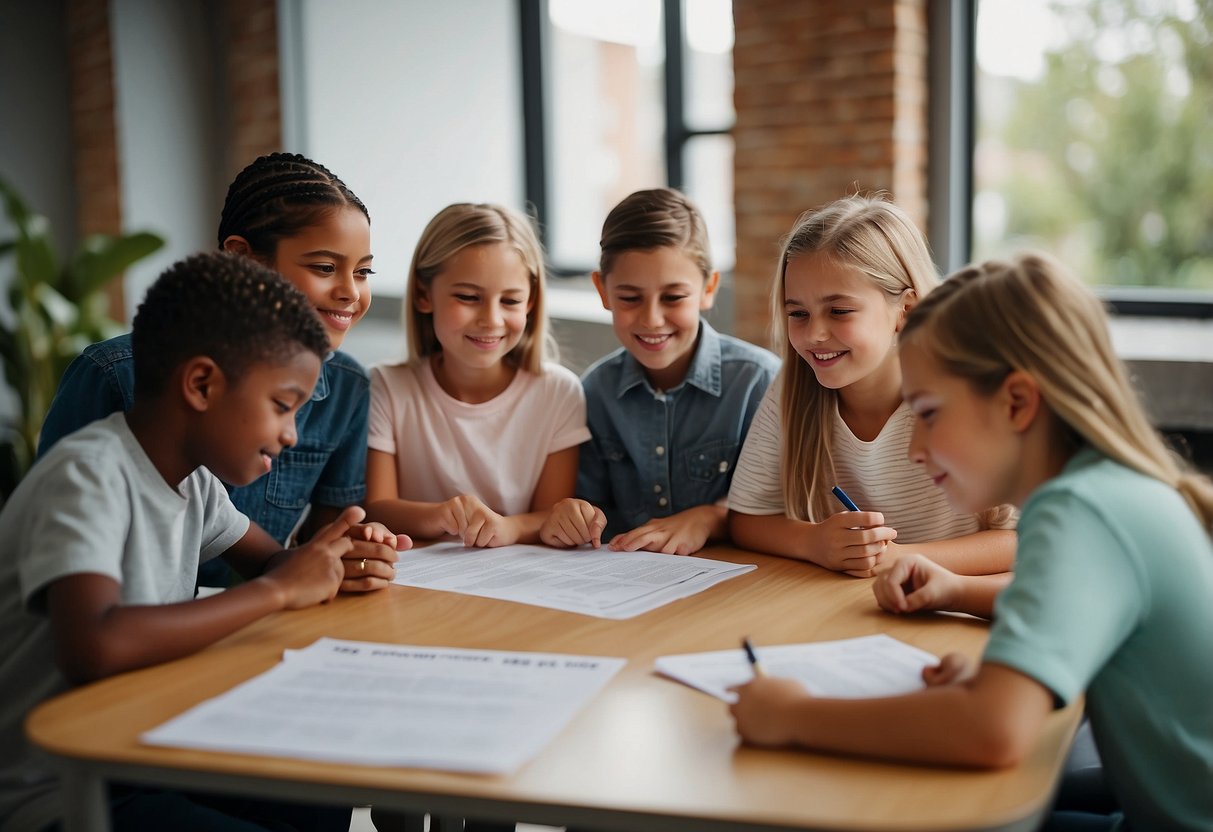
top-left (142, 638), bottom-right (625, 773)
top-left (392, 542), bottom-right (756, 619)
top-left (654, 634), bottom-right (938, 703)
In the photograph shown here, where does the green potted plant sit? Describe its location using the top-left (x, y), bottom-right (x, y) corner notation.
top-left (0, 178), bottom-right (164, 500)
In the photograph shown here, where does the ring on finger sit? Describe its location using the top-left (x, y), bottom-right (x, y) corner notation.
top-left (359, 558), bottom-right (367, 572)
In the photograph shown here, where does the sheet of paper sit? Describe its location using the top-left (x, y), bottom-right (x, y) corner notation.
top-left (142, 638), bottom-right (625, 773)
top-left (392, 542), bottom-right (756, 619)
top-left (654, 634), bottom-right (938, 703)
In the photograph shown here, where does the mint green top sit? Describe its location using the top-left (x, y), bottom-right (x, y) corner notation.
top-left (985, 447), bottom-right (1213, 831)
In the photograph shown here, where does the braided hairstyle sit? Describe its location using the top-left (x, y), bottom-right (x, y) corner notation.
top-left (217, 152), bottom-right (369, 258)
top-left (132, 251), bottom-right (330, 396)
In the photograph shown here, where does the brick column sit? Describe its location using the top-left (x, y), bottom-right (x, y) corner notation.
top-left (220, 0), bottom-right (282, 182)
top-left (65, 0), bottom-right (124, 318)
top-left (731, 0), bottom-right (929, 346)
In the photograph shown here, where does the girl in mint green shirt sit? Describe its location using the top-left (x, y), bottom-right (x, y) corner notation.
top-left (729, 252), bottom-right (1213, 832)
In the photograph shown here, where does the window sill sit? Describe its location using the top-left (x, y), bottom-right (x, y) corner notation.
top-left (1109, 316), bottom-right (1213, 431)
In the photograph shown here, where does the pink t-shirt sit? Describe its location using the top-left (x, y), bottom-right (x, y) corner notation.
top-left (368, 360), bottom-right (591, 515)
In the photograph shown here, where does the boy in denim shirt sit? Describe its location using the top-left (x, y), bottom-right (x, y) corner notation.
top-left (540, 189), bottom-right (778, 555)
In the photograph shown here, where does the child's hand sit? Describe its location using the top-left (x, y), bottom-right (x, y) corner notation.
top-left (923, 652), bottom-right (975, 687)
top-left (340, 521), bottom-right (412, 592)
top-left (264, 506), bottom-right (358, 608)
top-left (438, 495), bottom-right (518, 548)
top-left (873, 553), bottom-right (960, 614)
top-left (608, 506), bottom-right (715, 555)
top-left (540, 498), bottom-right (606, 548)
top-left (727, 676), bottom-right (811, 747)
top-left (809, 510), bottom-right (897, 576)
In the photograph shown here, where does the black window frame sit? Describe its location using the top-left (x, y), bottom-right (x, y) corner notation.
top-left (518, 0), bottom-right (733, 276)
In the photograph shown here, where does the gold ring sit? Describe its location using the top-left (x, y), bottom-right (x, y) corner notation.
top-left (359, 558), bottom-right (367, 572)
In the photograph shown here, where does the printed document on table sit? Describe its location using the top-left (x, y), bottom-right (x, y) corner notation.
top-left (392, 542), bottom-right (756, 619)
top-left (655, 634), bottom-right (938, 702)
top-left (142, 638), bottom-right (625, 773)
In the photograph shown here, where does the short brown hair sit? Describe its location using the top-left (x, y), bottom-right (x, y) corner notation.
top-left (598, 188), bottom-right (712, 280)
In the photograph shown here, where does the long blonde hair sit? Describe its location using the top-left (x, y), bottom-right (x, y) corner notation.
top-left (404, 203), bottom-right (556, 373)
top-left (774, 195), bottom-right (940, 521)
top-left (902, 252), bottom-right (1213, 531)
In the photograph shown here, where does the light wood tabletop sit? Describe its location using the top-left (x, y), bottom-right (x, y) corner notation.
top-left (27, 546), bottom-right (1080, 832)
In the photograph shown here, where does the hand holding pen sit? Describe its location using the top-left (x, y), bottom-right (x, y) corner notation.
top-left (805, 486), bottom-right (897, 576)
top-left (728, 637), bottom-right (811, 747)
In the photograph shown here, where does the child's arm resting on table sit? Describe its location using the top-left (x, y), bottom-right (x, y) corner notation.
top-left (874, 554), bottom-right (1012, 619)
top-left (367, 447), bottom-right (582, 548)
top-left (881, 529), bottom-right (1016, 577)
top-left (729, 509), bottom-right (897, 576)
top-left (607, 503), bottom-right (728, 556)
top-left (223, 506), bottom-right (409, 592)
top-left (45, 508), bottom-right (366, 685)
top-left (729, 659), bottom-right (1053, 768)
top-left (730, 510), bottom-right (1014, 578)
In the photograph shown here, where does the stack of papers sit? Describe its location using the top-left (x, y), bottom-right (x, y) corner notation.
top-left (143, 638), bottom-right (625, 773)
top-left (655, 634), bottom-right (938, 702)
top-left (392, 543), bottom-right (756, 619)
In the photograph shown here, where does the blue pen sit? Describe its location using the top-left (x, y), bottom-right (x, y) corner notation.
top-left (831, 485), bottom-right (860, 512)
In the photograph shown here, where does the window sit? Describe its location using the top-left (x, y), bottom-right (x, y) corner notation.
top-left (971, 0), bottom-right (1213, 297)
top-left (286, 0), bottom-right (525, 297)
top-left (522, 0), bottom-right (735, 273)
top-left (285, 0), bottom-right (737, 297)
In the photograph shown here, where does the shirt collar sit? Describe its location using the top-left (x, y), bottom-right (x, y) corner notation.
top-left (615, 320), bottom-right (723, 398)
top-left (311, 351), bottom-right (334, 402)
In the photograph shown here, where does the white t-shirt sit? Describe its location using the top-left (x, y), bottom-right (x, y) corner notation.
top-left (0, 412), bottom-right (249, 831)
top-left (728, 385), bottom-right (987, 543)
top-left (368, 360), bottom-right (592, 515)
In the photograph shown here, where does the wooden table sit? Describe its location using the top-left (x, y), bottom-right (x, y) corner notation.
top-left (27, 547), bottom-right (1080, 832)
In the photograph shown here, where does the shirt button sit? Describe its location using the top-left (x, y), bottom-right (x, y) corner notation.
top-left (658, 497), bottom-right (669, 507)
top-left (719, 460), bottom-right (729, 473)
top-left (653, 484), bottom-right (663, 493)
top-left (655, 445), bottom-right (665, 456)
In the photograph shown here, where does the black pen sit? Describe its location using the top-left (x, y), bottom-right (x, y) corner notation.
top-left (741, 636), bottom-right (766, 677)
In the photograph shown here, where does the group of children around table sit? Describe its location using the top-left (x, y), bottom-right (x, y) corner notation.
top-left (0, 152), bottom-right (1209, 832)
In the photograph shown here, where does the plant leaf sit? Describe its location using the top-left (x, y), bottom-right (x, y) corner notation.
top-left (69, 232), bottom-right (164, 300)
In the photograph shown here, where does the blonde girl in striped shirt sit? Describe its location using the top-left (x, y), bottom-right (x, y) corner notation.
top-left (728, 194), bottom-right (1015, 578)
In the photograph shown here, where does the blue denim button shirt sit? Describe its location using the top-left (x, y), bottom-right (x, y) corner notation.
top-left (577, 321), bottom-right (780, 539)
top-left (38, 333), bottom-right (369, 546)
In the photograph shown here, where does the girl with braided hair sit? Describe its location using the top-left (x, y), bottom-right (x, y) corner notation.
top-left (39, 152), bottom-right (392, 589)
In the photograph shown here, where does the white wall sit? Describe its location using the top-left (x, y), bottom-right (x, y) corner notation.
top-left (290, 0), bottom-right (524, 298)
top-left (110, 0), bottom-right (222, 320)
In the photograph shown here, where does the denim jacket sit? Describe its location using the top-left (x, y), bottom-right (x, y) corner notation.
top-left (38, 333), bottom-right (369, 547)
top-left (577, 321), bottom-right (780, 539)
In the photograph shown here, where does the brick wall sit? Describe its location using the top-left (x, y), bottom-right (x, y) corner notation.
top-left (731, 0), bottom-right (930, 346)
top-left (219, 0), bottom-right (282, 182)
top-left (66, 0), bottom-right (123, 317)
top-left (62, 0), bottom-right (285, 314)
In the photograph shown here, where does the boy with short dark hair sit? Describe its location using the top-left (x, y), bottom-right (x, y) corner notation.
top-left (0, 252), bottom-right (405, 832)
top-left (541, 189), bottom-right (779, 555)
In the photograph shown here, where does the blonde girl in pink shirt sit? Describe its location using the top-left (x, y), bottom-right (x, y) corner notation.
top-left (364, 203), bottom-right (590, 547)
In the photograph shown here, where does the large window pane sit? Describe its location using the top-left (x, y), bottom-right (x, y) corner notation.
top-left (973, 0), bottom-right (1213, 290)
top-left (683, 134), bottom-right (735, 271)
top-left (296, 1), bottom-right (523, 296)
top-left (547, 0), bottom-right (665, 269)
top-left (684, 0), bottom-right (735, 130)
